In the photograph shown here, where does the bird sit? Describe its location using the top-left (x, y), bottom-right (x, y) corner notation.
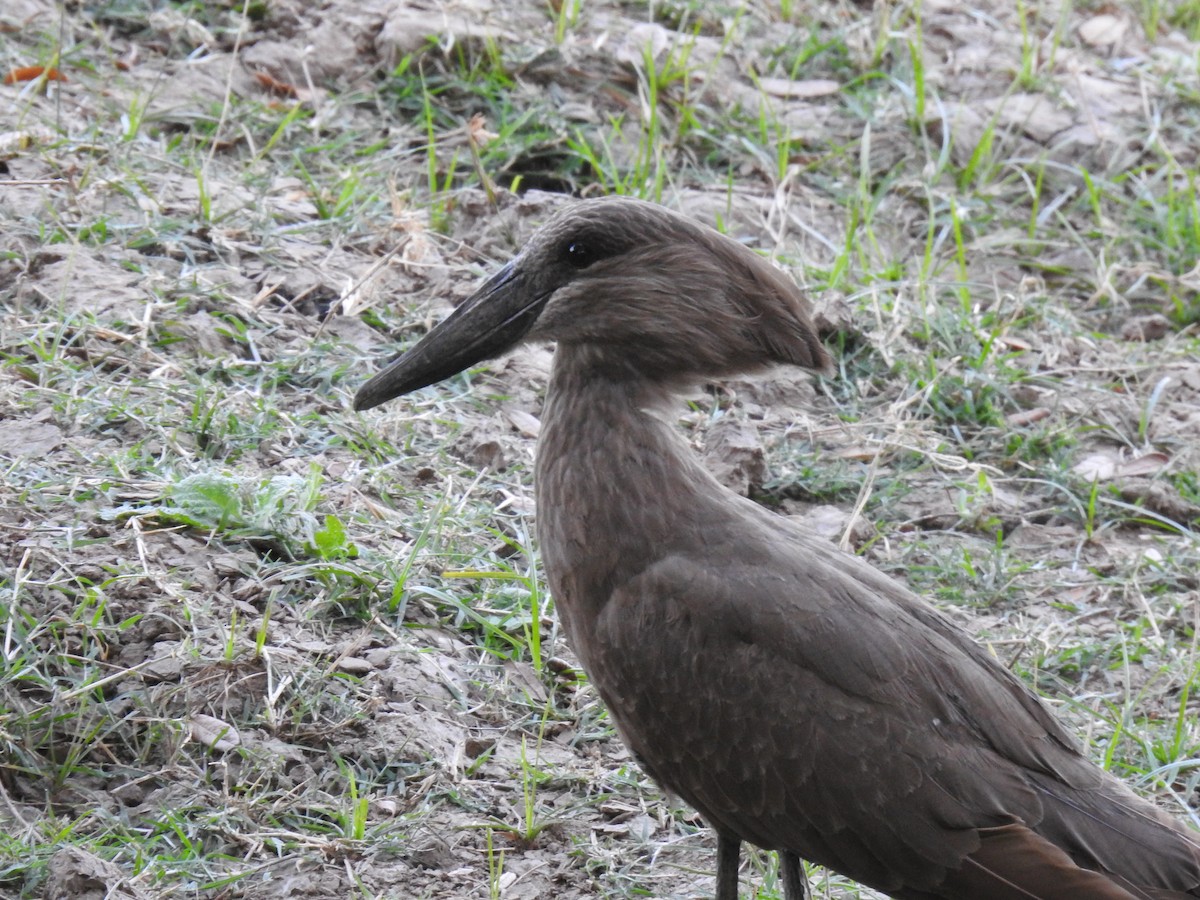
top-left (353, 196), bottom-right (1200, 899)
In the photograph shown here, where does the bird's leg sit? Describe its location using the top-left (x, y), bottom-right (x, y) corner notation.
top-left (780, 851), bottom-right (809, 900)
top-left (715, 832), bottom-right (740, 900)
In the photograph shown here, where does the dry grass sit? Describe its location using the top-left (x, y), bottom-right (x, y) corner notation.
top-left (1, 0), bottom-right (1200, 898)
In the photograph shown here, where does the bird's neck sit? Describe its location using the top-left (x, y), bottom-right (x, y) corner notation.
top-left (534, 347), bottom-right (730, 652)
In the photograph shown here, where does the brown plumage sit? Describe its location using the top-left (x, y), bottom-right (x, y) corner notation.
top-left (354, 197), bottom-right (1200, 899)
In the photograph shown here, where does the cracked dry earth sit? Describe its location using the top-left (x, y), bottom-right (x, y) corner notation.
top-left (2, 0), bottom-right (1200, 899)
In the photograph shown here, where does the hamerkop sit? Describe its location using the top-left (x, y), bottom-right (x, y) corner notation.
top-left (354, 197), bottom-right (1200, 899)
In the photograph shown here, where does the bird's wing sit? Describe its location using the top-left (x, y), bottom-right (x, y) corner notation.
top-left (587, 520), bottom-right (1200, 896)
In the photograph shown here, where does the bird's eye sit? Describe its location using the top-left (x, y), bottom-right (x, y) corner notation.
top-left (565, 240), bottom-right (594, 269)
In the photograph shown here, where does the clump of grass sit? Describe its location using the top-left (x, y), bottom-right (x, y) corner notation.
top-left (119, 465), bottom-right (359, 561)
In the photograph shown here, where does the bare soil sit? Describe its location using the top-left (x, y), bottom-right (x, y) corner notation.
top-left (2, 1), bottom-right (1200, 899)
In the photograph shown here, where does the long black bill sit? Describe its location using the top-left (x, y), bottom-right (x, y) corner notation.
top-left (353, 261), bottom-right (543, 411)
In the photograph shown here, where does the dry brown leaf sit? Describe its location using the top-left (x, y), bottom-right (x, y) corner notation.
top-left (114, 44), bottom-right (139, 71)
top-left (1073, 452), bottom-right (1119, 481)
top-left (1119, 451), bottom-right (1170, 476)
top-left (504, 660), bottom-right (548, 703)
top-left (989, 93), bottom-right (1075, 144)
top-left (1073, 450), bottom-right (1169, 481)
top-left (252, 68), bottom-right (300, 98)
top-left (189, 714), bottom-right (240, 752)
top-left (396, 231), bottom-right (432, 268)
top-left (1071, 72), bottom-right (1143, 118)
top-left (504, 408), bottom-right (541, 438)
top-left (793, 504), bottom-right (853, 541)
top-left (791, 504), bottom-right (875, 546)
top-left (467, 439), bottom-right (506, 470)
top-left (834, 445), bottom-right (879, 461)
top-left (616, 22), bottom-right (672, 65)
top-left (467, 113), bottom-right (497, 147)
top-left (3, 64), bottom-right (66, 84)
top-left (1120, 314), bottom-right (1172, 342)
top-left (1007, 407), bottom-right (1050, 427)
top-left (1058, 584), bottom-right (1098, 606)
top-left (377, 11), bottom-right (512, 63)
top-left (997, 335), bottom-right (1033, 351)
top-left (372, 798), bottom-right (401, 817)
top-left (1078, 14), bottom-right (1129, 51)
top-left (46, 846), bottom-right (152, 900)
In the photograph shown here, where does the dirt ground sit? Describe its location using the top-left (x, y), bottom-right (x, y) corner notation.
top-left (2, 1), bottom-right (1200, 898)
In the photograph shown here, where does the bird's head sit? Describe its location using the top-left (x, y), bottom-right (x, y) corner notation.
top-left (354, 197), bottom-right (830, 411)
